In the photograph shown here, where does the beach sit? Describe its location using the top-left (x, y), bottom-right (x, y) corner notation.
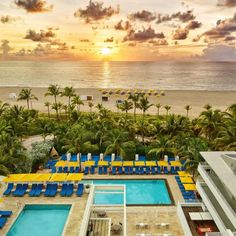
top-left (1, 87), bottom-right (235, 117)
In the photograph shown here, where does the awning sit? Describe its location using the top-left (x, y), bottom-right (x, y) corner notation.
top-left (183, 183), bottom-right (196, 191)
top-left (98, 161), bottom-right (109, 166)
top-left (177, 171), bottom-right (191, 177)
top-left (66, 173), bottom-right (84, 181)
top-left (145, 161), bottom-right (157, 166)
top-left (134, 161), bottom-right (145, 166)
top-left (170, 161), bottom-right (182, 167)
top-left (180, 177), bottom-right (194, 184)
top-left (68, 162), bottom-right (80, 167)
top-left (49, 173), bottom-right (68, 182)
top-left (20, 174), bottom-right (38, 182)
top-left (157, 161), bottom-right (168, 167)
top-left (34, 174), bottom-right (51, 182)
top-left (111, 161), bottom-right (122, 167)
top-left (3, 174), bottom-right (27, 183)
top-left (55, 161), bottom-right (67, 167)
top-left (122, 161), bottom-right (133, 166)
top-left (84, 161), bottom-right (95, 167)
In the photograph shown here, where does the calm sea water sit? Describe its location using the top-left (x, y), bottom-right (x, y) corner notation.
top-left (0, 61), bottom-right (236, 90)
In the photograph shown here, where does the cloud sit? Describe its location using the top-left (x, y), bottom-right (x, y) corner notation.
top-left (203, 13), bottom-right (236, 40)
top-left (14, 0), bottom-right (53, 13)
top-left (224, 35), bottom-right (235, 41)
top-left (173, 28), bottom-right (189, 40)
top-left (74, 0), bottom-right (119, 23)
top-left (156, 10), bottom-right (195, 24)
top-left (0, 15), bottom-right (21, 24)
top-left (114, 20), bottom-right (132, 31)
top-left (217, 0), bottom-right (236, 7)
top-left (129, 10), bottom-right (156, 22)
top-left (104, 37), bottom-right (114, 42)
top-left (0, 40), bottom-right (11, 57)
top-left (123, 26), bottom-right (165, 42)
top-left (24, 29), bottom-right (56, 42)
top-left (185, 20), bottom-right (202, 30)
top-left (149, 39), bottom-right (168, 46)
top-left (200, 44), bottom-right (236, 61)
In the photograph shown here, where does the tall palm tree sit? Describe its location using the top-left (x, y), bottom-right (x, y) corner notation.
top-left (57, 102), bottom-right (63, 119)
top-left (72, 95), bottom-right (84, 112)
top-left (44, 102), bottom-right (51, 118)
top-left (88, 102), bottom-right (94, 112)
top-left (51, 103), bottom-right (59, 119)
top-left (184, 105), bottom-right (192, 117)
top-left (17, 88), bottom-right (38, 109)
top-left (203, 104), bottom-right (212, 110)
top-left (36, 118), bottom-right (53, 141)
top-left (164, 105), bottom-right (171, 116)
top-left (45, 85), bottom-right (60, 119)
top-left (62, 104), bottom-right (68, 119)
top-left (155, 103), bottom-right (162, 116)
top-left (128, 94), bottom-right (140, 121)
top-left (227, 104), bottom-right (236, 117)
top-left (60, 86), bottom-right (76, 119)
top-left (138, 96), bottom-right (153, 120)
top-left (120, 100), bottom-right (133, 118)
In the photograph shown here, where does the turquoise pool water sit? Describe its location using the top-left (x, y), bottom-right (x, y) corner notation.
top-left (7, 205), bottom-right (71, 236)
top-left (87, 179), bottom-right (172, 205)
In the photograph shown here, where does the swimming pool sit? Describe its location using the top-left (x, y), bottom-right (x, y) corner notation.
top-left (86, 179), bottom-right (172, 205)
top-left (7, 205), bottom-right (71, 236)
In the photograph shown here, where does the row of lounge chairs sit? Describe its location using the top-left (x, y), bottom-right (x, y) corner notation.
top-left (175, 176), bottom-right (196, 201)
top-left (0, 210), bottom-right (12, 229)
top-left (51, 166), bottom-right (80, 173)
top-left (3, 183), bottom-right (84, 197)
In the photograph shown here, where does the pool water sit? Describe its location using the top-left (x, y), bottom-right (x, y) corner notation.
top-left (7, 205), bottom-right (71, 236)
top-left (88, 179), bottom-right (172, 205)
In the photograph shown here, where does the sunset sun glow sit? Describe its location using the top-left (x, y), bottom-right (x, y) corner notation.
top-left (101, 47), bottom-right (111, 56)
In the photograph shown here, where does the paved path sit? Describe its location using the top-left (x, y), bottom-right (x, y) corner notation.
top-left (22, 135), bottom-right (53, 151)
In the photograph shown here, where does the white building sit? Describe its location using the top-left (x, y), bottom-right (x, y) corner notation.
top-left (178, 151), bottom-right (236, 236)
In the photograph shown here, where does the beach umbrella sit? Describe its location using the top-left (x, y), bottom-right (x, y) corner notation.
top-left (50, 147), bottom-right (60, 159)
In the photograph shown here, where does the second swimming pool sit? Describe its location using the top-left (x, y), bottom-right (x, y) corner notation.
top-left (85, 179), bottom-right (172, 205)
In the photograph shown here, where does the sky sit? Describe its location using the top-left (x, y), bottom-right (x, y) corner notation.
top-left (0, 0), bottom-right (236, 61)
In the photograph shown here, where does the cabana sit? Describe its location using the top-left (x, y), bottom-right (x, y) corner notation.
top-left (170, 161), bottom-right (182, 174)
top-left (157, 161), bottom-right (169, 174)
top-left (111, 161), bottom-right (122, 175)
top-left (123, 161), bottom-right (134, 174)
top-left (97, 161), bottom-right (109, 174)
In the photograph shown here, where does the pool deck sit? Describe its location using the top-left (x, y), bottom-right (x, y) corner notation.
top-left (0, 174), bottom-right (184, 236)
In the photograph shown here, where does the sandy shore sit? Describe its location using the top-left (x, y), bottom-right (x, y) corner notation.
top-left (0, 87), bottom-right (235, 117)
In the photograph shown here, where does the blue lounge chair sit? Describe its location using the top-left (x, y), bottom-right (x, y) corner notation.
top-left (98, 166), bottom-right (103, 175)
top-left (18, 184), bottom-right (28, 196)
top-left (29, 184), bottom-right (37, 197)
top-left (135, 167), bottom-right (139, 174)
top-left (90, 166), bottom-right (95, 174)
top-left (61, 154), bottom-right (67, 161)
top-left (75, 167), bottom-right (79, 173)
top-left (129, 167), bottom-right (133, 174)
top-left (13, 184), bottom-right (22, 196)
top-left (103, 166), bottom-right (108, 174)
top-left (124, 167), bottom-right (129, 175)
top-left (140, 167), bottom-right (145, 175)
top-left (58, 167), bottom-right (63, 173)
top-left (112, 167), bottom-right (116, 175)
top-left (63, 167), bottom-right (68, 173)
top-left (118, 167), bottom-right (123, 174)
top-left (51, 167), bottom-right (56, 173)
top-left (151, 166), bottom-right (156, 174)
top-left (163, 167), bottom-right (169, 174)
top-left (157, 166), bottom-right (161, 173)
top-left (146, 166), bottom-right (151, 174)
top-left (69, 167), bottom-right (74, 173)
top-left (49, 184), bottom-right (58, 197)
top-left (0, 217), bottom-right (7, 229)
top-left (44, 184), bottom-right (52, 197)
top-left (77, 183), bottom-right (84, 197)
top-left (66, 184), bottom-right (74, 197)
top-left (34, 184), bottom-right (43, 196)
top-left (84, 166), bottom-right (89, 175)
top-left (0, 211), bottom-right (12, 217)
top-left (170, 166), bottom-right (177, 174)
top-left (60, 183), bottom-right (68, 197)
top-left (3, 183), bottom-right (13, 196)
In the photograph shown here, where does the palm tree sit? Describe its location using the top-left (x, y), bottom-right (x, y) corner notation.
top-left (120, 100), bottom-right (133, 118)
top-left (138, 96), bottom-right (153, 120)
top-left (36, 118), bottom-right (53, 141)
top-left (203, 104), bottom-right (212, 110)
top-left (128, 94), bottom-right (140, 121)
top-left (72, 96), bottom-right (84, 112)
top-left (57, 102), bottom-right (63, 119)
top-left (164, 105), bottom-right (171, 116)
top-left (227, 104), bottom-right (236, 117)
top-left (88, 102), bottom-right (94, 112)
top-left (155, 103), bottom-right (162, 116)
top-left (17, 88), bottom-right (38, 109)
top-left (184, 105), bottom-right (192, 117)
top-left (0, 100), bottom-right (9, 116)
top-left (62, 104), bottom-right (68, 119)
top-left (45, 85), bottom-right (60, 119)
top-left (60, 86), bottom-right (76, 119)
top-left (44, 102), bottom-right (51, 118)
top-left (51, 103), bottom-right (59, 119)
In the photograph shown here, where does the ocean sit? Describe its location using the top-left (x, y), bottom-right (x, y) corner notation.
top-left (0, 61), bottom-right (236, 90)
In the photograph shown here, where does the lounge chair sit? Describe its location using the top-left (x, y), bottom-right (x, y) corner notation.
top-left (151, 166), bottom-right (157, 174)
top-left (75, 167), bottom-right (79, 173)
top-left (69, 167), bottom-right (74, 173)
top-left (170, 166), bottom-right (177, 174)
top-left (18, 184), bottom-right (28, 196)
top-left (49, 184), bottom-right (58, 197)
top-left (140, 167), bottom-right (145, 175)
top-left (90, 166), bottom-right (95, 174)
top-left (58, 167), bottom-right (63, 173)
top-left (44, 184), bottom-right (52, 197)
top-left (163, 167), bottom-right (169, 174)
top-left (77, 183), bottom-right (84, 197)
top-left (84, 166), bottom-right (89, 175)
top-left (135, 167), bottom-right (140, 174)
top-left (103, 166), bottom-right (108, 174)
top-left (129, 167), bottom-right (133, 174)
top-left (146, 166), bottom-right (151, 174)
top-left (112, 167), bottom-right (116, 175)
top-left (34, 184), bottom-right (43, 196)
top-left (29, 184), bottom-right (37, 197)
top-left (157, 166), bottom-right (161, 173)
top-left (63, 167), bottom-right (68, 173)
top-left (3, 183), bottom-right (13, 196)
top-left (51, 167), bottom-right (56, 173)
top-left (124, 167), bottom-right (129, 175)
top-left (118, 167), bottom-right (123, 174)
top-left (60, 183), bottom-right (68, 197)
top-left (0, 211), bottom-right (12, 217)
top-left (13, 184), bottom-right (22, 196)
top-left (66, 184), bottom-right (74, 197)
top-left (0, 217), bottom-right (7, 229)
top-left (98, 166), bottom-right (103, 175)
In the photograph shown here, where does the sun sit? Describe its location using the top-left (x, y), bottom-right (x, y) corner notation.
top-left (101, 47), bottom-right (111, 56)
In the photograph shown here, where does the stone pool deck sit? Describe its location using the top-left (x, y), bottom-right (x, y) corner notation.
top-left (0, 174), bottom-right (184, 236)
